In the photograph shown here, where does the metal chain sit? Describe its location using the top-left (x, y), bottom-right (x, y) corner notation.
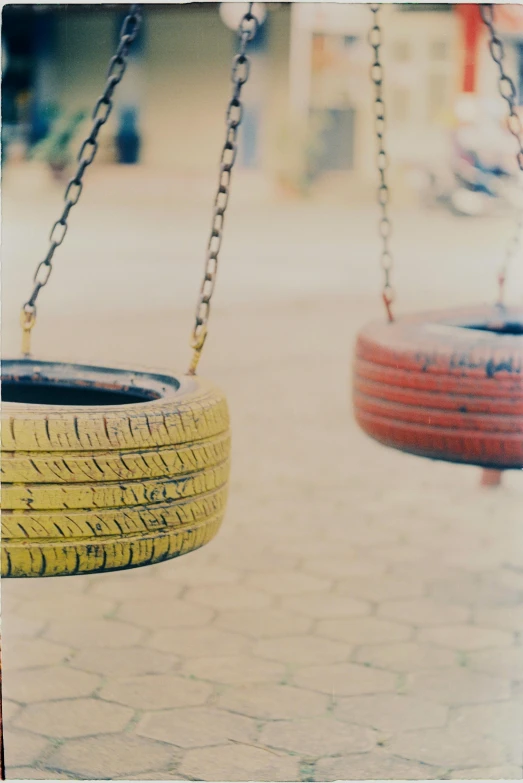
top-left (480, 3), bottom-right (523, 305)
top-left (188, 3), bottom-right (258, 375)
top-left (369, 3), bottom-right (395, 323)
top-left (20, 4), bottom-right (143, 356)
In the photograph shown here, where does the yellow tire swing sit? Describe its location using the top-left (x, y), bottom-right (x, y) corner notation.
top-left (1, 4), bottom-right (259, 579)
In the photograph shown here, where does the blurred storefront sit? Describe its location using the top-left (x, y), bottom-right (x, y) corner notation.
top-left (1, 3), bottom-right (522, 188)
top-left (292, 4), bottom-right (460, 180)
top-left (289, 2), bottom-right (522, 187)
top-left (1, 3), bottom-right (291, 176)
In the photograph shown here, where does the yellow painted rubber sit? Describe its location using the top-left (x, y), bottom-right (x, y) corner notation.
top-left (2, 515), bottom-right (224, 578)
top-left (1, 361), bottom-right (231, 577)
top-left (3, 462), bottom-right (229, 510)
top-left (1, 379), bottom-right (228, 452)
top-left (3, 485), bottom-right (228, 539)
top-left (1, 432), bottom-right (230, 484)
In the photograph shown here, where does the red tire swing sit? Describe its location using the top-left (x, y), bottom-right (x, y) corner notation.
top-left (353, 4), bottom-right (523, 474)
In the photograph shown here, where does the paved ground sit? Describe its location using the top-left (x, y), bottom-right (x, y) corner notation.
top-left (2, 163), bottom-right (523, 780)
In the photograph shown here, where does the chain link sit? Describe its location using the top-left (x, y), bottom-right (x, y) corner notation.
top-left (188, 3), bottom-right (258, 374)
top-left (20, 4), bottom-right (143, 354)
top-left (480, 3), bottom-right (523, 305)
top-left (368, 4), bottom-right (395, 322)
top-left (480, 4), bottom-right (523, 170)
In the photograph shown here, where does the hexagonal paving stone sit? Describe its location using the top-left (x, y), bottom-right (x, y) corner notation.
top-left (2, 614), bottom-right (46, 640)
top-left (378, 598), bottom-right (470, 627)
top-left (429, 577), bottom-right (520, 607)
top-left (317, 617), bottom-right (411, 645)
top-left (210, 547), bottom-right (299, 575)
top-left (385, 727), bottom-right (507, 768)
top-left (493, 567), bottom-right (523, 592)
top-left (323, 520), bottom-right (399, 548)
top-left (160, 562), bottom-right (241, 586)
top-left (253, 634), bottom-right (351, 665)
top-left (11, 698), bottom-right (133, 738)
top-left (147, 627), bottom-right (248, 657)
top-left (336, 575), bottom-right (426, 602)
top-left (126, 772), bottom-right (182, 780)
top-left (364, 544), bottom-right (429, 564)
top-left (474, 606), bottom-right (523, 632)
top-left (182, 654), bottom-right (285, 685)
top-left (89, 574), bottom-right (184, 601)
top-left (245, 571), bottom-right (332, 596)
top-left (2, 638), bottom-right (73, 671)
top-left (70, 646), bottom-right (178, 677)
top-left (15, 594), bottom-right (115, 621)
top-left (301, 555), bottom-right (386, 580)
top-left (184, 584), bottom-right (273, 610)
top-left (334, 694), bottom-right (448, 732)
top-left (2, 700), bottom-right (22, 724)
top-left (281, 593), bottom-right (371, 619)
top-left (417, 625), bottom-right (513, 651)
top-left (259, 716), bottom-right (376, 757)
top-left (444, 550), bottom-right (507, 572)
top-left (136, 706), bottom-right (257, 748)
top-left (353, 642), bottom-right (455, 672)
top-left (406, 668), bottom-right (511, 705)
top-left (4, 730), bottom-right (51, 767)
top-left (45, 734), bottom-right (177, 778)
top-left (216, 683), bottom-right (329, 720)
top-left (468, 646), bottom-right (523, 680)
top-left (448, 766), bottom-right (523, 779)
top-left (7, 768), bottom-right (70, 780)
top-left (99, 673), bottom-right (212, 710)
top-left (293, 662), bottom-right (396, 696)
top-left (7, 576), bottom-right (90, 599)
top-left (179, 743), bottom-right (300, 782)
top-left (117, 599), bottom-right (214, 629)
top-left (214, 607), bottom-right (312, 638)
top-left (4, 666), bottom-right (100, 703)
top-left (449, 701), bottom-right (523, 753)
top-left (316, 751), bottom-right (444, 780)
top-left (269, 534), bottom-right (355, 559)
top-left (44, 619), bottom-right (143, 648)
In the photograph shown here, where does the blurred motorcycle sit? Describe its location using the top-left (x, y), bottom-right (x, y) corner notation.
top-left (410, 152), bottom-right (522, 217)
top-left (410, 105), bottom-right (523, 217)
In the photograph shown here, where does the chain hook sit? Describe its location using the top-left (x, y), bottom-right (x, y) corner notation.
top-left (20, 305), bottom-right (36, 358)
top-left (382, 287), bottom-right (395, 323)
top-left (187, 326), bottom-right (208, 376)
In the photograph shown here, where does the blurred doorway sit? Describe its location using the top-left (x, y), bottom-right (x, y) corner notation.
top-left (309, 33), bottom-right (358, 174)
top-left (311, 107), bottom-right (355, 171)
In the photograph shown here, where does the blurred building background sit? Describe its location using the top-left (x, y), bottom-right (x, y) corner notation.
top-left (2, 3), bottom-right (523, 197)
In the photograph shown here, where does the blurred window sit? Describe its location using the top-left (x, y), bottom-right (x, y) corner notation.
top-left (427, 72), bottom-right (447, 123)
top-left (430, 39), bottom-right (449, 61)
top-left (343, 35), bottom-right (357, 49)
top-left (392, 40), bottom-right (410, 63)
top-left (392, 88), bottom-right (409, 124)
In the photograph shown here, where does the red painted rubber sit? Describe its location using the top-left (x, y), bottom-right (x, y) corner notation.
top-left (352, 305), bottom-right (523, 469)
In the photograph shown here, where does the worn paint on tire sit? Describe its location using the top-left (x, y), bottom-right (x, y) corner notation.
top-left (1, 360), bottom-right (230, 577)
top-left (352, 305), bottom-right (523, 469)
